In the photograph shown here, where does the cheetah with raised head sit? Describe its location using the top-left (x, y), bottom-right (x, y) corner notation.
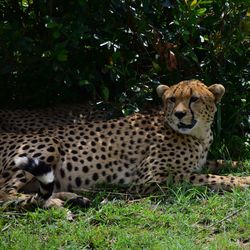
top-left (0, 79), bottom-right (249, 208)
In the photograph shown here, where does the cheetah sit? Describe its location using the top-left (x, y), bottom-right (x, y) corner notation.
top-left (0, 79), bottom-right (249, 208)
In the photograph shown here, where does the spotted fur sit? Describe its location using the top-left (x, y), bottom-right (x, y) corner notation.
top-left (0, 79), bottom-right (249, 208)
top-left (0, 104), bottom-right (114, 133)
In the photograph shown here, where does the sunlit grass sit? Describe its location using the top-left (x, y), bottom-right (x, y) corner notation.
top-left (0, 162), bottom-right (250, 249)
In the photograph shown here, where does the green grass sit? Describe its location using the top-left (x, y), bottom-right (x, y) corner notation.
top-left (1, 162), bottom-right (250, 249)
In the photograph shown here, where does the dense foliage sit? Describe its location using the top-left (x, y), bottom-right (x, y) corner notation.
top-left (0, 0), bottom-right (249, 158)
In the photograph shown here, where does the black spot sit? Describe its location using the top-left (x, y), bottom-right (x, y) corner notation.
top-left (16, 173), bottom-right (24, 178)
top-left (125, 172), bottom-right (130, 177)
top-left (59, 149), bottom-right (66, 156)
top-left (33, 153), bottom-right (42, 158)
top-left (9, 145), bottom-right (16, 150)
top-left (92, 173), bottom-right (99, 181)
top-left (67, 163), bottom-right (73, 171)
top-left (87, 156), bottom-right (93, 162)
top-left (106, 175), bottom-right (112, 183)
top-left (96, 127), bottom-right (101, 132)
top-left (47, 156), bottom-right (55, 163)
top-left (96, 163), bottom-right (102, 169)
top-left (69, 130), bottom-right (75, 135)
top-left (60, 169), bottom-right (65, 178)
top-left (52, 138), bottom-right (59, 144)
top-left (47, 147), bottom-right (55, 152)
top-left (75, 177), bottom-right (82, 187)
top-left (22, 145), bottom-right (30, 150)
top-left (190, 175), bottom-right (196, 181)
top-left (2, 172), bottom-right (10, 178)
top-left (82, 166), bottom-right (89, 173)
top-left (72, 156), bottom-right (78, 162)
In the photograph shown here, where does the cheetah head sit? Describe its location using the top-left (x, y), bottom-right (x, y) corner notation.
top-left (157, 80), bottom-right (225, 138)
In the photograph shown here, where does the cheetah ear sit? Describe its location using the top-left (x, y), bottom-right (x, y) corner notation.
top-left (208, 84), bottom-right (225, 103)
top-left (156, 85), bottom-right (169, 98)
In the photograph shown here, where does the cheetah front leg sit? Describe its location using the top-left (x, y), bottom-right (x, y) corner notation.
top-left (174, 173), bottom-right (250, 191)
top-left (129, 156), bottom-right (172, 195)
top-left (129, 155), bottom-right (250, 195)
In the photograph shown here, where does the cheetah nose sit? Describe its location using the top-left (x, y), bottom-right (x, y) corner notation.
top-left (174, 111), bottom-right (186, 119)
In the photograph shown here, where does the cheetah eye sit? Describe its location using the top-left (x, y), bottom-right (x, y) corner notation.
top-left (169, 97), bottom-right (176, 103)
top-left (190, 96), bottom-right (199, 103)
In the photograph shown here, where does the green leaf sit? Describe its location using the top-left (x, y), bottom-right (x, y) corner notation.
top-left (45, 22), bottom-right (58, 29)
top-left (152, 61), bottom-right (161, 71)
top-left (199, 0), bottom-right (213, 4)
top-left (53, 31), bottom-right (60, 39)
top-left (191, 0), bottom-right (197, 7)
top-left (188, 51), bottom-right (199, 63)
top-left (79, 80), bottom-right (90, 86)
top-left (57, 50), bottom-right (68, 62)
top-left (196, 8), bottom-right (207, 16)
top-left (101, 85), bottom-right (109, 101)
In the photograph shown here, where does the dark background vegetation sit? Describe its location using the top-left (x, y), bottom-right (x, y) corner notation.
top-left (0, 0), bottom-right (249, 158)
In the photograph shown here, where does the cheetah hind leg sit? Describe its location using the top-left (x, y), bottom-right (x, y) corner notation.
top-left (15, 157), bottom-right (90, 208)
top-left (0, 169), bottom-right (44, 210)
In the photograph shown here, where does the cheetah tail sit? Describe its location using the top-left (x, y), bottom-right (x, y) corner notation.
top-left (14, 156), bottom-right (54, 199)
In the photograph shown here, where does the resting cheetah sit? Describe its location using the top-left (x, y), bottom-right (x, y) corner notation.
top-left (0, 79), bottom-right (249, 208)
